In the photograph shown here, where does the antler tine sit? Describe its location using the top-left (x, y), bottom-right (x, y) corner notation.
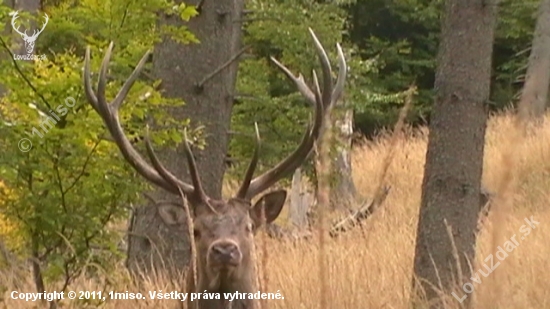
top-left (310, 69), bottom-right (325, 138)
top-left (332, 43), bottom-right (347, 103)
top-left (83, 43), bottom-right (196, 197)
top-left (243, 29), bottom-right (347, 200)
top-left (84, 47), bottom-right (100, 114)
top-left (182, 128), bottom-right (208, 202)
top-left (308, 28), bottom-right (333, 109)
top-left (144, 126), bottom-right (206, 202)
top-left (270, 57), bottom-right (316, 105)
top-left (235, 122), bottom-right (262, 199)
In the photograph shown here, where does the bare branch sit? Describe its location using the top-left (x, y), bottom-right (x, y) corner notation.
top-left (329, 186), bottom-right (391, 238)
top-left (196, 45), bottom-right (250, 91)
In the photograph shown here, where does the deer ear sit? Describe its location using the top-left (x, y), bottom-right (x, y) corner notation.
top-left (250, 190), bottom-right (287, 228)
top-left (158, 204), bottom-right (186, 225)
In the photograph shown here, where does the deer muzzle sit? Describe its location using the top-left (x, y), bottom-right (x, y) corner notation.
top-left (209, 240), bottom-right (242, 267)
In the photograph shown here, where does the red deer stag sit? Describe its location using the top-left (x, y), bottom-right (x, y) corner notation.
top-left (83, 28), bottom-right (346, 309)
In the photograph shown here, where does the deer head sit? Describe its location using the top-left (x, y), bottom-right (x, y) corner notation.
top-left (83, 28), bottom-right (346, 308)
top-left (10, 11), bottom-right (49, 54)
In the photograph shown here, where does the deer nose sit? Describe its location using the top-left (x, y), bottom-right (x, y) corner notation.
top-left (211, 242), bottom-right (241, 265)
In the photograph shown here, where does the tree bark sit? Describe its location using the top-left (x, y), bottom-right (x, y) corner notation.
top-left (126, 0), bottom-right (244, 279)
top-left (288, 168), bottom-right (310, 230)
top-left (411, 0), bottom-right (498, 308)
top-left (518, 0), bottom-right (550, 122)
top-left (330, 107), bottom-right (356, 210)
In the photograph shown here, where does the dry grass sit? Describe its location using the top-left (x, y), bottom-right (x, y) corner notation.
top-left (1, 112), bottom-right (549, 309)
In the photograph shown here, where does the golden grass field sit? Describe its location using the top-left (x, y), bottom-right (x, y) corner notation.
top-left (1, 112), bottom-right (549, 309)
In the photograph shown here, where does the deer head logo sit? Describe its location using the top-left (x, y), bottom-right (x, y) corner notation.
top-left (10, 11), bottom-right (49, 55)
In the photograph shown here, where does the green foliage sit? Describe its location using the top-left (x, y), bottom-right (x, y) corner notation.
top-left (345, 0), bottom-right (540, 130)
top-left (229, 0), bottom-right (542, 189)
top-left (0, 50), bottom-right (138, 284)
top-left (0, 0), bottom-right (543, 295)
top-left (0, 0), bottom-right (197, 293)
top-left (229, 0), bottom-right (401, 183)
top-left (492, 0), bottom-right (539, 105)
top-left (344, 0), bottom-right (441, 128)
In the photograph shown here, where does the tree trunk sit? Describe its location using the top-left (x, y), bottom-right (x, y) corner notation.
top-left (518, 0), bottom-right (550, 122)
top-left (411, 0), bottom-right (498, 308)
top-left (126, 0), bottom-right (244, 279)
top-left (288, 168), bottom-right (310, 230)
top-left (330, 107), bottom-right (356, 210)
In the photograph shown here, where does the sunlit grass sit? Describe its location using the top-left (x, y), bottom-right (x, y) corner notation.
top-left (1, 112), bottom-right (549, 308)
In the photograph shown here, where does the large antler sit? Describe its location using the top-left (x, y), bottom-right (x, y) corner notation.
top-left (235, 28), bottom-right (347, 200)
top-left (83, 42), bottom-right (208, 203)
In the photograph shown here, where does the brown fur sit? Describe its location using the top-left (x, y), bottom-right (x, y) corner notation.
top-left (177, 192), bottom-right (285, 309)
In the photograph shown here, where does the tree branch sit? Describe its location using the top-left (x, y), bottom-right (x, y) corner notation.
top-left (329, 186), bottom-right (391, 238)
top-left (195, 45), bottom-right (250, 91)
top-left (0, 37), bottom-right (52, 110)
